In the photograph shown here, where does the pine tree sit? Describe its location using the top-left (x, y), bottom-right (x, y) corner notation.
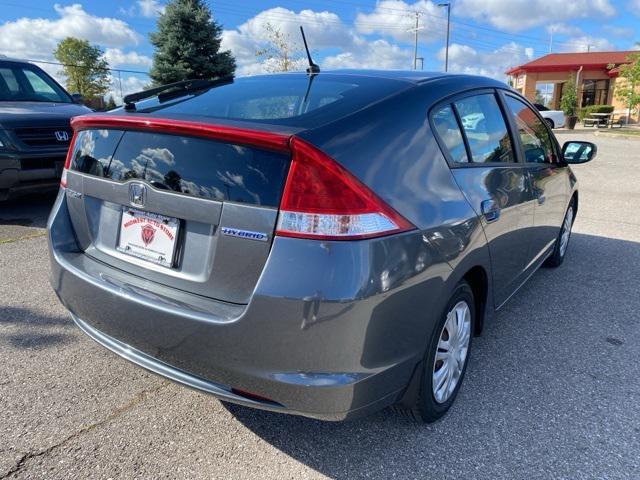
top-left (149, 0), bottom-right (235, 85)
top-left (105, 95), bottom-right (117, 110)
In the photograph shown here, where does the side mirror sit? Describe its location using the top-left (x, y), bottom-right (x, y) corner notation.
top-left (71, 93), bottom-right (84, 104)
top-left (562, 141), bottom-right (597, 164)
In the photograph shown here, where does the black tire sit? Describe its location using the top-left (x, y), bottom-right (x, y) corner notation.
top-left (396, 281), bottom-right (475, 423)
top-left (544, 200), bottom-right (575, 268)
top-left (544, 118), bottom-right (555, 129)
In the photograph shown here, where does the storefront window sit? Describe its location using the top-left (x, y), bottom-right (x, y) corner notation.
top-left (581, 79), bottom-right (610, 107)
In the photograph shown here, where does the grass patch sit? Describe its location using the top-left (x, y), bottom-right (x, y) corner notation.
top-left (0, 231), bottom-right (47, 244)
top-left (598, 129), bottom-right (640, 136)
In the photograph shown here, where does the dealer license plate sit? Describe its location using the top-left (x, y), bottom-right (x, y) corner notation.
top-left (117, 208), bottom-right (179, 268)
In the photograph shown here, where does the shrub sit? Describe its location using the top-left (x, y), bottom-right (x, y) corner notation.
top-left (579, 104), bottom-right (614, 121)
top-left (560, 75), bottom-right (577, 116)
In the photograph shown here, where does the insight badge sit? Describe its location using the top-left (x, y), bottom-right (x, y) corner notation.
top-left (221, 227), bottom-right (268, 242)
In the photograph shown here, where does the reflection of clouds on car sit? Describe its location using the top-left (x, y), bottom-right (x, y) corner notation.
top-left (217, 170), bottom-right (260, 204)
top-left (461, 113), bottom-right (484, 130)
top-left (141, 147), bottom-right (175, 166)
top-left (247, 164), bottom-right (268, 184)
top-left (178, 179), bottom-right (225, 200)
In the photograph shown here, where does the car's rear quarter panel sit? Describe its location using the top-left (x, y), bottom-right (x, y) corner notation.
top-left (300, 76), bottom-right (496, 326)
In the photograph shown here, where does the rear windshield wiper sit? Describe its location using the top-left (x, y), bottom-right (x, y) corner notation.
top-left (123, 76), bottom-right (234, 111)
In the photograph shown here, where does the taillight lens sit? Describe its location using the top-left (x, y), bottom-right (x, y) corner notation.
top-left (275, 137), bottom-right (414, 240)
top-left (60, 132), bottom-right (76, 188)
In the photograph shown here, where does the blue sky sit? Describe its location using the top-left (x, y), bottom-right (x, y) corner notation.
top-left (0, 0), bottom-right (638, 100)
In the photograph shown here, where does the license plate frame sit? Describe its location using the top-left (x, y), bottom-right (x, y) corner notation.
top-left (117, 208), bottom-right (180, 268)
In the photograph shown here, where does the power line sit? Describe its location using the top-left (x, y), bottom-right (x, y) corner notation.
top-left (22, 58), bottom-right (149, 76)
top-left (0, 0), bottom-right (605, 52)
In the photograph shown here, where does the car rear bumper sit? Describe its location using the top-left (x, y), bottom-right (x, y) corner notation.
top-left (0, 151), bottom-right (65, 200)
top-left (48, 190), bottom-right (448, 420)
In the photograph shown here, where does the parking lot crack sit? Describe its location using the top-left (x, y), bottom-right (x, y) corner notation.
top-left (0, 381), bottom-right (169, 479)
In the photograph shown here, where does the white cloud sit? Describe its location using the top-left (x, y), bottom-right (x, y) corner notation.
top-left (602, 24), bottom-right (635, 38)
top-left (630, 0), bottom-right (640, 15)
top-left (137, 0), bottom-right (164, 18)
top-left (440, 42), bottom-right (534, 80)
top-left (106, 75), bottom-right (148, 104)
top-left (323, 38), bottom-right (413, 70)
top-left (221, 6), bottom-right (414, 75)
top-left (547, 23), bottom-right (583, 37)
top-left (545, 24), bottom-right (614, 52)
top-left (104, 48), bottom-right (152, 67)
top-left (221, 7), bottom-right (355, 74)
top-left (455, 0), bottom-right (615, 31)
top-left (0, 4), bottom-right (141, 61)
top-left (119, 0), bottom-right (164, 18)
top-left (558, 36), bottom-right (615, 52)
top-left (354, 0), bottom-right (445, 43)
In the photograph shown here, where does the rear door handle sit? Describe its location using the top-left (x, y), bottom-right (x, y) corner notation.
top-left (481, 199), bottom-right (500, 223)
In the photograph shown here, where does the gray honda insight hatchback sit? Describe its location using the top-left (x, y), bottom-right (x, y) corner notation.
top-left (48, 71), bottom-right (596, 422)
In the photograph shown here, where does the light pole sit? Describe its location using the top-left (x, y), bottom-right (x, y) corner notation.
top-left (438, 3), bottom-right (451, 72)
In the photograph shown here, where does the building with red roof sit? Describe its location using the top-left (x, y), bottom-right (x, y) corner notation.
top-left (506, 51), bottom-right (638, 119)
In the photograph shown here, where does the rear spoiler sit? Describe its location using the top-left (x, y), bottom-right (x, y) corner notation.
top-left (69, 115), bottom-right (291, 154)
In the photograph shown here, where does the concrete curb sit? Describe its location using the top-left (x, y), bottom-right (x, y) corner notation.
top-left (594, 130), bottom-right (640, 140)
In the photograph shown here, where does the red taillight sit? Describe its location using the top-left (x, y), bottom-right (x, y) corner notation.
top-left (60, 131), bottom-right (77, 188)
top-left (276, 137), bottom-right (414, 240)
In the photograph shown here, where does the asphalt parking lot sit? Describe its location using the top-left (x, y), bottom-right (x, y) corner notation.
top-left (1, 131), bottom-right (639, 479)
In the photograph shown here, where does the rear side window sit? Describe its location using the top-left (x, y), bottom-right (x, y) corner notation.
top-left (505, 96), bottom-right (557, 164)
top-left (454, 94), bottom-right (514, 164)
top-left (432, 105), bottom-right (468, 163)
top-left (70, 129), bottom-right (290, 207)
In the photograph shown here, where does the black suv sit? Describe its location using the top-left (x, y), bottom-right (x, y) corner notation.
top-left (0, 58), bottom-right (91, 200)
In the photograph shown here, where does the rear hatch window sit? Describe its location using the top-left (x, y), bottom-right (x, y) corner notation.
top-left (65, 128), bottom-right (290, 304)
top-left (131, 74), bottom-right (409, 129)
top-left (72, 129), bottom-right (288, 206)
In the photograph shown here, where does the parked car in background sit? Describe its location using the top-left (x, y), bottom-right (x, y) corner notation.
top-left (48, 71), bottom-right (596, 423)
top-left (0, 57), bottom-right (91, 200)
top-left (534, 103), bottom-right (565, 129)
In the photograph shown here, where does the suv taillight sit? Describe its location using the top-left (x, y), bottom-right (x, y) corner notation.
top-left (60, 132), bottom-right (76, 188)
top-left (275, 137), bottom-right (414, 240)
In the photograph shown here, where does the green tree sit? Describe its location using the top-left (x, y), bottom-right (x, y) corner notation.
top-left (255, 23), bottom-right (304, 72)
top-left (560, 74), bottom-right (577, 117)
top-left (149, 0), bottom-right (235, 85)
top-left (613, 52), bottom-right (640, 120)
top-left (53, 37), bottom-right (110, 100)
top-left (105, 95), bottom-right (117, 110)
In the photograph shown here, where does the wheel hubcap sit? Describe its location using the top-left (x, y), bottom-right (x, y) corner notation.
top-left (559, 206), bottom-right (573, 257)
top-left (432, 300), bottom-right (471, 404)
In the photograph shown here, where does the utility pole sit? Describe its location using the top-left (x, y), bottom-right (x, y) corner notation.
top-left (412, 12), bottom-right (420, 70)
top-left (587, 44), bottom-right (595, 53)
top-left (117, 70), bottom-right (123, 104)
top-left (438, 3), bottom-right (451, 72)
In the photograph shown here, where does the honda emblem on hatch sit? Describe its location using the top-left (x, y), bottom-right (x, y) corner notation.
top-left (54, 131), bottom-right (69, 142)
top-left (129, 183), bottom-right (146, 207)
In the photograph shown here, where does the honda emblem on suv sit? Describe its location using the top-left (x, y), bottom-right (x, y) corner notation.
top-left (55, 131), bottom-right (69, 142)
top-left (129, 183), bottom-right (146, 207)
